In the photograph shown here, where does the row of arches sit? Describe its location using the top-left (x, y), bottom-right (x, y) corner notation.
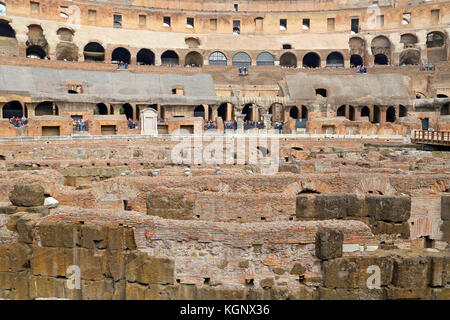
top-left (2, 101), bottom-right (58, 118)
top-left (336, 105), bottom-right (409, 123)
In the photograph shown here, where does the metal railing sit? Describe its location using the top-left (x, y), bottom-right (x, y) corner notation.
top-left (412, 130), bottom-right (450, 146)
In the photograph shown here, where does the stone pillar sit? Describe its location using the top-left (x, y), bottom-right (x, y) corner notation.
top-left (263, 113), bottom-right (272, 129)
top-left (226, 103), bottom-right (232, 121)
top-left (236, 113), bottom-right (245, 133)
top-left (354, 107), bottom-right (360, 121)
top-left (380, 107), bottom-right (387, 124)
top-left (27, 103), bottom-right (36, 118)
top-left (368, 105), bottom-right (374, 123)
top-left (211, 105), bottom-right (218, 121)
top-left (345, 104), bottom-right (350, 119)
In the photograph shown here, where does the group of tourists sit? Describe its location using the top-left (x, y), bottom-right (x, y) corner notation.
top-left (238, 66), bottom-right (249, 75)
top-left (273, 121), bottom-right (284, 133)
top-left (116, 61), bottom-right (128, 69)
top-left (9, 116), bottom-right (27, 127)
top-left (244, 120), bottom-right (265, 130)
top-left (128, 118), bottom-right (139, 129)
top-left (204, 120), bottom-right (218, 130)
top-left (224, 120), bottom-right (237, 130)
top-left (356, 65), bottom-right (367, 73)
top-left (72, 119), bottom-right (87, 131)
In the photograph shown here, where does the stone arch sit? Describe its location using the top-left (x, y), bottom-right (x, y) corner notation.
top-left (337, 105), bottom-right (346, 117)
top-left (84, 42), bottom-right (105, 62)
top-left (256, 52), bottom-right (274, 66)
top-left (96, 103), bottom-right (108, 115)
top-left (35, 101), bottom-right (58, 116)
top-left (137, 48), bottom-right (155, 65)
top-left (2, 101), bottom-right (23, 118)
top-left (371, 35), bottom-right (391, 64)
top-left (374, 54), bottom-right (388, 65)
top-left (400, 33), bottom-right (418, 49)
top-left (185, 37), bottom-right (200, 48)
top-left (426, 31), bottom-right (447, 63)
top-left (0, 20), bottom-right (18, 56)
top-left (349, 36), bottom-right (365, 52)
top-left (111, 47), bottom-right (130, 64)
top-left (361, 106), bottom-right (370, 119)
top-left (185, 51), bottom-right (203, 67)
top-left (357, 177), bottom-right (395, 196)
top-left (217, 103), bottom-right (228, 120)
top-left (326, 51), bottom-right (344, 68)
top-left (56, 28), bottom-right (74, 41)
top-left (399, 105), bottom-right (407, 117)
top-left (399, 49), bottom-right (420, 65)
top-left (26, 24), bottom-right (48, 58)
top-left (232, 52), bottom-right (251, 67)
top-left (26, 45), bottom-right (46, 59)
top-left (302, 52), bottom-right (320, 68)
top-left (194, 105), bottom-right (205, 119)
top-left (161, 50), bottom-right (179, 65)
top-left (121, 103), bottom-right (133, 119)
top-left (279, 52), bottom-right (297, 67)
top-left (209, 51), bottom-right (227, 66)
top-left (0, 20), bottom-right (15, 38)
top-left (386, 106), bottom-right (396, 122)
top-left (289, 106), bottom-right (299, 119)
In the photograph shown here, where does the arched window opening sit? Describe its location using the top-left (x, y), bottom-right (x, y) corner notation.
top-left (161, 50), bottom-right (179, 65)
top-left (256, 52), bottom-right (274, 66)
top-left (280, 52), bottom-right (297, 67)
top-left (350, 55), bottom-right (363, 67)
top-left (35, 101), bottom-right (58, 116)
top-left (121, 103), bottom-right (133, 119)
top-left (2, 101), bottom-right (23, 118)
top-left (137, 49), bottom-right (155, 65)
top-left (209, 51), bottom-right (227, 66)
top-left (386, 106), bottom-right (396, 122)
top-left (232, 52), bottom-right (251, 67)
top-left (303, 52), bottom-right (320, 68)
top-left (441, 103), bottom-right (450, 116)
top-left (337, 105), bottom-right (346, 117)
top-left (83, 42), bottom-right (105, 62)
top-left (326, 52), bottom-right (344, 68)
top-left (111, 47), bottom-right (130, 64)
top-left (374, 54), bottom-right (388, 65)
top-left (0, 21), bottom-right (15, 38)
top-left (26, 45), bottom-right (46, 59)
top-left (194, 105), bottom-right (205, 119)
top-left (315, 88), bottom-right (327, 97)
top-left (185, 51), bottom-right (203, 67)
top-left (399, 49), bottom-right (420, 65)
top-left (361, 106), bottom-right (370, 118)
top-left (217, 103), bottom-right (229, 120)
top-left (427, 32), bottom-right (445, 48)
top-left (96, 103), bottom-right (108, 115)
top-left (399, 105), bottom-right (407, 117)
top-left (289, 106), bottom-right (299, 119)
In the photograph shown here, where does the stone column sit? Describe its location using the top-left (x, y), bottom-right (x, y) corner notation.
top-left (263, 113), bottom-right (272, 129)
top-left (380, 107), bottom-right (387, 124)
top-left (354, 107), bottom-right (360, 121)
top-left (226, 103), bottom-right (232, 121)
top-left (368, 105), bottom-right (374, 123)
top-left (236, 113), bottom-right (245, 133)
top-left (345, 104), bottom-right (350, 119)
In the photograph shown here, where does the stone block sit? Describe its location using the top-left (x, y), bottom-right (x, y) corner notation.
top-left (0, 271), bottom-right (30, 299)
top-left (366, 196), bottom-right (411, 223)
top-left (81, 279), bottom-right (114, 300)
top-left (295, 194), bottom-right (316, 219)
top-left (392, 256), bottom-right (430, 288)
top-left (79, 248), bottom-right (105, 281)
top-left (9, 184), bottom-right (45, 207)
top-left (259, 277), bottom-right (275, 289)
top-left (31, 246), bottom-right (75, 277)
top-left (80, 224), bottom-right (108, 249)
top-left (146, 191), bottom-right (196, 220)
top-left (315, 195), bottom-right (349, 220)
top-left (319, 288), bottom-right (386, 300)
top-left (8, 212), bottom-right (42, 243)
top-left (38, 221), bottom-right (80, 248)
top-left (315, 228), bottom-right (343, 260)
top-left (29, 275), bottom-right (80, 300)
top-left (386, 286), bottom-right (431, 300)
top-left (0, 243), bottom-right (31, 272)
top-left (441, 221), bottom-right (450, 244)
top-left (125, 252), bottom-right (174, 285)
top-left (430, 256), bottom-right (449, 287)
top-left (371, 221), bottom-right (410, 238)
top-left (433, 288), bottom-right (450, 300)
top-left (290, 263), bottom-right (306, 275)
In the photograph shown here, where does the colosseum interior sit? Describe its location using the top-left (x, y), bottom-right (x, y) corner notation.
top-left (0, 0), bottom-right (449, 303)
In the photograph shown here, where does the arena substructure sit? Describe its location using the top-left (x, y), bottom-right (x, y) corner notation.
top-left (0, 0), bottom-right (449, 301)
top-left (0, 138), bottom-right (448, 300)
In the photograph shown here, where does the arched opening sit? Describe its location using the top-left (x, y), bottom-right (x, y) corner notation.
top-left (441, 103), bottom-right (450, 116)
top-left (136, 49), bottom-right (155, 65)
top-left (386, 106), bottom-right (396, 122)
top-left (242, 104), bottom-right (251, 121)
top-left (161, 50), bottom-right (179, 65)
top-left (83, 42), bottom-right (105, 62)
top-left (232, 52), bottom-right (251, 67)
top-left (26, 45), bottom-right (46, 59)
top-left (374, 54), bottom-right (388, 65)
top-left (2, 101), bottom-right (23, 118)
top-left (122, 103), bottom-right (133, 119)
top-left (194, 105), bottom-right (205, 119)
top-left (337, 105), bottom-right (346, 117)
top-left (217, 103), bottom-right (228, 120)
top-left (209, 51), bottom-right (227, 66)
top-left (96, 103), bottom-right (108, 115)
top-left (350, 54), bottom-right (363, 67)
top-left (315, 88), bottom-right (327, 97)
top-left (372, 106), bottom-right (380, 123)
top-left (35, 101), bottom-right (57, 116)
top-left (361, 106), bottom-right (370, 118)
top-left (399, 49), bottom-right (420, 65)
top-left (279, 52), bottom-right (297, 67)
top-left (437, 94), bottom-right (448, 98)
top-left (256, 52), bottom-right (274, 66)
top-left (303, 52), bottom-right (320, 68)
top-left (56, 42), bottom-right (78, 61)
top-left (185, 51), bottom-right (203, 67)
top-left (111, 47), bottom-right (130, 64)
top-left (426, 31), bottom-right (447, 62)
top-left (399, 105), bottom-right (407, 117)
top-left (326, 52), bottom-right (344, 68)
top-left (400, 33), bottom-right (418, 49)
top-left (56, 28), bottom-right (74, 41)
top-left (0, 20), bottom-right (15, 38)
top-left (349, 106), bottom-right (355, 121)
top-left (289, 106), bottom-right (299, 119)
top-left (301, 106), bottom-right (308, 120)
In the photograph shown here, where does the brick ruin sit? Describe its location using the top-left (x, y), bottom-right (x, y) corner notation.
top-left (0, 137), bottom-right (448, 300)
